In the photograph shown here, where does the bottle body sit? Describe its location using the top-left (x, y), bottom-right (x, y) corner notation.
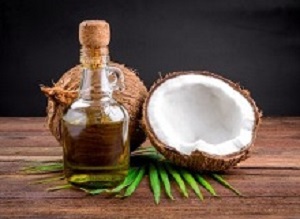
top-left (62, 52), bottom-right (130, 188)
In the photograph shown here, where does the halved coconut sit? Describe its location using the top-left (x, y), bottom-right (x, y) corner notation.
top-left (143, 71), bottom-right (261, 171)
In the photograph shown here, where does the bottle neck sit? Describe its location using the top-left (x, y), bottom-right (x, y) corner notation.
top-left (79, 46), bottom-right (113, 101)
top-left (80, 46), bottom-right (110, 68)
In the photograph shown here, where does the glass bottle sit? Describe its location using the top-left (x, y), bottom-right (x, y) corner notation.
top-left (62, 20), bottom-right (130, 188)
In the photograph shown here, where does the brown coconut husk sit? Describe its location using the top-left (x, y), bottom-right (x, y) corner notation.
top-left (143, 71), bottom-right (262, 172)
top-left (41, 62), bottom-right (148, 151)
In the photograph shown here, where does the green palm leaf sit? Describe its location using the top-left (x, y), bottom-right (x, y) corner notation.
top-left (109, 167), bottom-right (140, 193)
top-left (180, 168), bottom-right (203, 200)
top-left (149, 163), bottom-right (161, 204)
top-left (157, 162), bottom-right (174, 200)
top-left (194, 174), bottom-right (217, 196)
top-left (123, 166), bottom-right (146, 197)
top-left (47, 184), bottom-right (72, 191)
top-left (211, 173), bottom-right (241, 196)
top-left (164, 163), bottom-right (188, 198)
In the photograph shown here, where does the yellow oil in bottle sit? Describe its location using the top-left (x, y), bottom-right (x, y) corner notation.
top-left (62, 116), bottom-right (129, 188)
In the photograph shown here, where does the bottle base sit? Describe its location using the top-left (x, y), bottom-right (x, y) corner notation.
top-left (64, 164), bottom-right (128, 189)
top-left (66, 172), bottom-right (126, 188)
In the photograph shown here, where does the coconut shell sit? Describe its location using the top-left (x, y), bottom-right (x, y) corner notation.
top-left (41, 62), bottom-right (148, 151)
top-left (143, 71), bottom-right (262, 172)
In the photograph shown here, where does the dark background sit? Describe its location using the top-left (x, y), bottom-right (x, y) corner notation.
top-left (0, 0), bottom-right (299, 116)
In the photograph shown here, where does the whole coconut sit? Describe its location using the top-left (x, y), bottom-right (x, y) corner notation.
top-left (41, 62), bottom-right (148, 151)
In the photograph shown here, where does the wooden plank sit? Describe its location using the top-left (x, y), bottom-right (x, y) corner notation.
top-left (0, 136), bottom-right (59, 148)
top-left (0, 117), bottom-right (47, 132)
top-left (0, 156), bottom-right (62, 162)
top-left (0, 131), bottom-right (52, 136)
top-left (1, 160), bottom-right (300, 176)
top-left (1, 147), bottom-right (300, 169)
top-left (0, 197), bottom-right (300, 217)
top-left (1, 154), bottom-right (299, 169)
top-left (0, 146), bottom-right (62, 156)
top-left (0, 174), bottom-right (300, 217)
top-left (1, 173), bottom-right (300, 198)
top-left (1, 154), bottom-right (299, 170)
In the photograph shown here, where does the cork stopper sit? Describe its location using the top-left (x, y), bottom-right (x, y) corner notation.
top-left (79, 20), bottom-right (110, 48)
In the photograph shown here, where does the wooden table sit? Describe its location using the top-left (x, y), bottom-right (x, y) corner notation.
top-left (0, 117), bottom-right (299, 218)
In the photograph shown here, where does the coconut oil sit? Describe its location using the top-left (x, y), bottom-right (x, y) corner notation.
top-left (62, 20), bottom-right (130, 188)
top-left (62, 108), bottom-right (129, 188)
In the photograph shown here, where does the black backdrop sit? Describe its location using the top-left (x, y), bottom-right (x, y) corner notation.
top-left (1, 0), bottom-right (299, 116)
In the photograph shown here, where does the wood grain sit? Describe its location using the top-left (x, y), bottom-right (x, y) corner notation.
top-left (0, 117), bottom-right (299, 218)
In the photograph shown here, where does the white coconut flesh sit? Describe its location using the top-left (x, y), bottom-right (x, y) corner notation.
top-left (147, 74), bottom-right (256, 156)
